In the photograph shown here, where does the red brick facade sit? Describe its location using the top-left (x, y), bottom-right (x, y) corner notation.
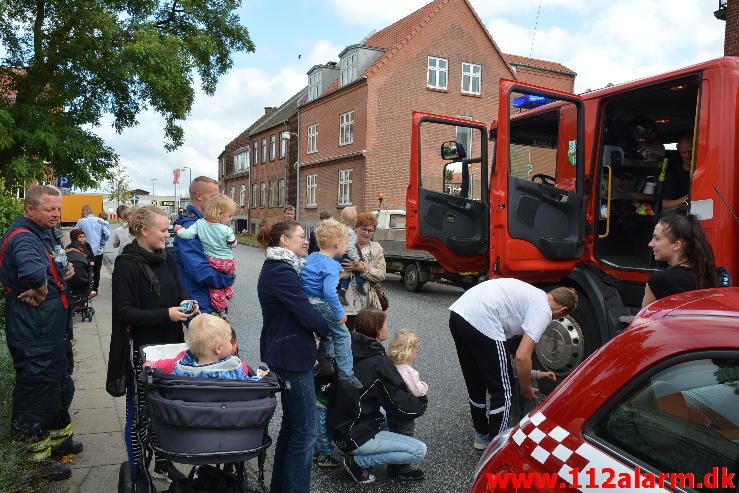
top-left (724, 0), bottom-right (738, 56)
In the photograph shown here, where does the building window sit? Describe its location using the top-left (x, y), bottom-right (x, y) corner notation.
top-left (268, 181), bottom-right (275, 207)
top-left (278, 179), bottom-right (285, 207)
top-left (307, 124), bottom-right (318, 154)
top-left (338, 169), bottom-right (352, 206)
top-left (340, 52), bottom-right (358, 87)
top-left (229, 186), bottom-right (235, 201)
top-left (309, 72), bottom-right (322, 101)
top-left (270, 134), bottom-right (276, 161)
top-left (251, 183), bottom-right (257, 207)
top-left (253, 142), bottom-right (258, 164)
top-left (239, 184), bottom-right (246, 207)
top-left (427, 56), bottom-right (448, 90)
top-left (280, 132), bottom-right (287, 158)
top-left (461, 62), bottom-right (481, 95)
top-left (306, 174), bottom-right (317, 207)
top-left (261, 138), bottom-right (267, 163)
top-left (234, 149), bottom-right (249, 171)
top-left (260, 182), bottom-right (266, 207)
top-left (339, 111), bottom-right (354, 146)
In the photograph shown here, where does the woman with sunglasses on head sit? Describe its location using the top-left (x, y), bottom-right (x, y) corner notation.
top-left (341, 212), bottom-right (387, 329)
top-left (642, 211), bottom-right (719, 307)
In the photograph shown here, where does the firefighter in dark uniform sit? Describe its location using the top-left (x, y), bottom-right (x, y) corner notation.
top-left (0, 185), bottom-right (81, 481)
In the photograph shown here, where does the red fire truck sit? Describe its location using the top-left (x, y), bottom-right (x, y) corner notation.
top-left (407, 56), bottom-right (739, 376)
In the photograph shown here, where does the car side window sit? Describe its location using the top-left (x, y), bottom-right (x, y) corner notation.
top-left (592, 357), bottom-right (738, 492)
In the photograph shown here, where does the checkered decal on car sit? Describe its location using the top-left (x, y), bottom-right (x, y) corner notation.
top-left (511, 411), bottom-right (671, 492)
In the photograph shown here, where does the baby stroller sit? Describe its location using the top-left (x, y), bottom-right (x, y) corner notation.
top-left (65, 247), bottom-right (95, 322)
top-left (119, 342), bottom-right (283, 493)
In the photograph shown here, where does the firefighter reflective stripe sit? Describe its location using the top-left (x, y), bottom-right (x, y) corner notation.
top-left (26, 436), bottom-right (51, 462)
top-left (48, 423), bottom-right (72, 447)
top-left (658, 157), bottom-right (669, 182)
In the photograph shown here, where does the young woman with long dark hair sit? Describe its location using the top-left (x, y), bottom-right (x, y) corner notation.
top-left (642, 212), bottom-right (719, 307)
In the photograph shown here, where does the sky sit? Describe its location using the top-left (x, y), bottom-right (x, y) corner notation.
top-left (89, 0), bottom-right (726, 195)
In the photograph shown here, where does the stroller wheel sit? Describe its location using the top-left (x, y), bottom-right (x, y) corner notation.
top-left (118, 461), bottom-right (134, 493)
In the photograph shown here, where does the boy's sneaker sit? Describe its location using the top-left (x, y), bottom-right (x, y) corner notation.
top-left (473, 433), bottom-right (491, 450)
top-left (387, 464), bottom-right (425, 481)
top-left (152, 459), bottom-right (186, 482)
top-left (339, 374), bottom-right (364, 390)
top-left (343, 455), bottom-right (375, 484)
top-left (316, 454), bottom-right (340, 468)
top-left (339, 291), bottom-right (348, 306)
top-left (89, 291), bottom-right (98, 297)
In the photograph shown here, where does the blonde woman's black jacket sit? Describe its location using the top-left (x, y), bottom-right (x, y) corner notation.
top-left (328, 331), bottom-right (427, 452)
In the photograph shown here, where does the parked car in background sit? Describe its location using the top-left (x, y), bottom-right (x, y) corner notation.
top-left (471, 287), bottom-right (739, 493)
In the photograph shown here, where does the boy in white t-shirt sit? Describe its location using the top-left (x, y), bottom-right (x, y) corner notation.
top-left (448, 279), bottom-right (578, 450)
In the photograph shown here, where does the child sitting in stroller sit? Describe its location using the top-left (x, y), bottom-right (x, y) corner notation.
top-left (66, 229), bottom-right (95, 320)
top-left (144, 314), bottom-right (265, 380)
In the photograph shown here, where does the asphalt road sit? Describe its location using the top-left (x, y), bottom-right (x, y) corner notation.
top-left (228, 243), bottom-right (480, 493)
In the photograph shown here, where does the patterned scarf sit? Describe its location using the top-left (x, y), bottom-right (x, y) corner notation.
top-left (265, 247), bottom-right (306, 274)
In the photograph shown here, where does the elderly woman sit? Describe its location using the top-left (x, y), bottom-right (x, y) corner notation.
top-left (257, 221), bottom-right (329, 493)
top-left (342, 212), bottom-right (387, 328)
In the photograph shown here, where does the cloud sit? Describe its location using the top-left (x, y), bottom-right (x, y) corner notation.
top-left (96, 40), bottom-right (342, 193)
top-left (326, 0), bottom-right (428, 28)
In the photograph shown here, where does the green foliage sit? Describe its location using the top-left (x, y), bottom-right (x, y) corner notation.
top-left (0, 180), bottom-right (23, 236)
top-left (106, 166), bottom-right (135, 209)
top-left (0, 0), bottom-right (255, 191)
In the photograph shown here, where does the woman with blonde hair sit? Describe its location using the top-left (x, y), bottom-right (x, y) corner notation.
top-left (106, 205), bottom-right (197, 482)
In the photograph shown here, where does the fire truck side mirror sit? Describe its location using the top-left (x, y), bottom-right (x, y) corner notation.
top-left (441, 140), bottom-right (466, 161)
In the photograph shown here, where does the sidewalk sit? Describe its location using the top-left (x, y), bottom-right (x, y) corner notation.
top-left (45, 258), bottom-right (271, 492)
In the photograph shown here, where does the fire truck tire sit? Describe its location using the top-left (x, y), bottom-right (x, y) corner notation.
top-left (534, 290), bottom-right (599, 388)
top-left (402, 264), bottom-right (425, 292)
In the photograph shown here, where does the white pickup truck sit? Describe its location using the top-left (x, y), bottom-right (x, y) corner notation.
top-left (373, 209), bottom-right (483, 292)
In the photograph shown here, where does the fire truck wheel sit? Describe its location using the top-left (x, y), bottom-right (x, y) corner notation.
top-left (534, 291), bottom-right (599, 389)
top-left (402, 264), bottom-right (425, 292)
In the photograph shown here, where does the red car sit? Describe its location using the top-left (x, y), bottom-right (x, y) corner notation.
top-left (471, 288), bottom-right (739, 493)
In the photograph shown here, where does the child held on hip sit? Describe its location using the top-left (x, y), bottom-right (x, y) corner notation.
top-left (301, 219), bottom-right (363, 389)
top-left (337, 207), bottom-right (366, 305)
top-left (174, 194), bottom-right (237, 319)
top-left (386, 329), bottom-right (428, 436)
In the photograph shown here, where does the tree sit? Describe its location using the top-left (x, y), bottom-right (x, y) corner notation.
top-left (106, 167), bottom-right (134, 209)
top-left (0, 0), bottom-right (254, 191)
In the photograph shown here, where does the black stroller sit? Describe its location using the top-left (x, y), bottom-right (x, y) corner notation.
top-left (119, 342), bottom-right (283, 493)
top-left (65, 246), bottom-right (95, 322)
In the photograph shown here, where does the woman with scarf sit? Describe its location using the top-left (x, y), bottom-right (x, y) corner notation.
top-left (106, 205), bottom-right (194, 482)
top-left (257, 221), bottom-right (329, 493)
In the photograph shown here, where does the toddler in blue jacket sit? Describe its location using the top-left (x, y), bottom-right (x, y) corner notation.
top-left (301, 219), bottom-right (363, 389)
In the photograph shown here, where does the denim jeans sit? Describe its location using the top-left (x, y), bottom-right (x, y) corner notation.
top-left (270, 367), bottom-right (317, 493)
top-left (314, 404), bottom-right (334, 456)
top-left (314, 301), bottom-right (354, 377)
top-left (350, 431), bottom-right (427, 469)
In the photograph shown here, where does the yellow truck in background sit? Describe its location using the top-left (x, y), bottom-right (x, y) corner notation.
top-left (61, 193), bottom-right (104, 226)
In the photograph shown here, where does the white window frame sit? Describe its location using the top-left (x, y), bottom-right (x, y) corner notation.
top-left (278, 179), bottom-right (285, 207)
top-left (427, 56), bottom-right (448, 90)
top-left (239, 184), bottom-right (246, 207)
top-left (260, 182), bottom-right (266, 207)
top-left (251, 183), bottom-right (257, 207)
top-left (339, 111), bottom-right (354, 146)
top-left (461, 62), bottom-right (481, 95)
top-left (253, 142), bottom-right (258, 164)
top-left (268, 181), bottom-right (275, 207)
top-left (261, 138), bottom-right (267, 163)
top-left (306, 174), bottom-right (317, 207)
top-left (340, 52), bottom-right (358, 87)
top-left (308, 72), bottom-right (322, 101)
top-left (307, 124), bottom-right (318, 154)
top-left (229, 186), bottom-right (235, 201)
top-left (338, 169), bottom-right (352, 206)
top-left (280, 132), bottom-right (287, 158)
top-left (270, 134), bottom-right (276, 161)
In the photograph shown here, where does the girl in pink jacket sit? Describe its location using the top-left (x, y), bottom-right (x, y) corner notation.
top-left (386, 329), bottom-right (428, 437)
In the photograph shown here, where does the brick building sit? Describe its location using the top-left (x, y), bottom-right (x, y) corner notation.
top-left (294, 0), bottom-right (576, 228)
top-left (716, 0), bottom-right (738, 56)
top-left (218, 88), bottom-right (305, 233)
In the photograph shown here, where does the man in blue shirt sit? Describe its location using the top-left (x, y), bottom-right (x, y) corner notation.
top-left (0, 185), bottom-right (80, 481)
top-left (74, 205), bottom-right (109, 296)
top-left (174, 176), bottom-right (235, 316)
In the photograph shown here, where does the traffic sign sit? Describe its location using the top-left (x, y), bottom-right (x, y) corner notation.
top-left (56, 176), bottom-right (71, 188)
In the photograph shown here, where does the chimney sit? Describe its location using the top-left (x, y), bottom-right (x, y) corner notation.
top-left (724, 0), bottom-right (738, 55)
top-left (264, 107), bottom-right (276, 116)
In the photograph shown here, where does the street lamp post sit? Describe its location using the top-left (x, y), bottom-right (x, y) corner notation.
top-left (150, 178), bottom-right (158, 198)
top-left (181, 166), bottom-right (193, 192)
top-left (281, 131), bottom-right (300, 220)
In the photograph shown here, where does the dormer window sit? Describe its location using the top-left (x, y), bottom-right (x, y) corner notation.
top-left (340, 53), bottom-right (358, 86)
top-left (309, 72), bottom-right (322, 101)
